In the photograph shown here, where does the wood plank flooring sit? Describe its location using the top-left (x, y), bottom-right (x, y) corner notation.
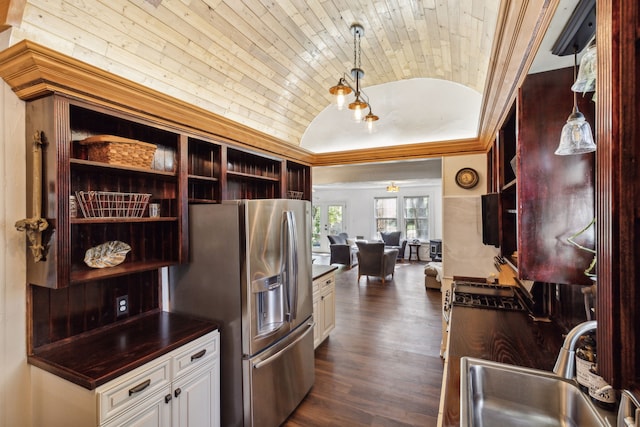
top-left (284, 259), bottom-right (444, 426)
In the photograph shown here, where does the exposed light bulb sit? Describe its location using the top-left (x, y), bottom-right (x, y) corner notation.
top-left (367, 119), bottom-right (374, 133)
top-left (353, 105), bottom-right (363, 121)
top-left (336, 93), bottom-right (345, 110)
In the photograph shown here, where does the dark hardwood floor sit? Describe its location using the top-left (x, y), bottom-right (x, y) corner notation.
top-left (284, 258), bottom-right (444, 426)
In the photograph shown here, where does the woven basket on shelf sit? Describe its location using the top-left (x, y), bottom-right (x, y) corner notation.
top-left (79, 135), bottom-right (157, 169)
top-left (287, 190), bottom-right (304, 200)
top-left (75, 191), bottom-right (151, 218)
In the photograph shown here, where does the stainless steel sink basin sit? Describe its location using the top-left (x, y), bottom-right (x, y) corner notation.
top-left (460, 357), bottom-right (608, 427)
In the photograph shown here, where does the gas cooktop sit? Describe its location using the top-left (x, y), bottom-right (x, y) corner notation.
top-left (452, 281), bottom-right (526, 312)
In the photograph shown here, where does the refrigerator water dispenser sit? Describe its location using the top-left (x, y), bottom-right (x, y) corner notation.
top-left (253, 274), bottom-right (286, 336)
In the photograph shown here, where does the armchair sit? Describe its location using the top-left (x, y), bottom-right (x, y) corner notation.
top-left (327, 233), bottom-right (357, 268)
top-left (379, 231), bottom-right (407, 261)
top-left (355, 241), bottom-right (398, 284)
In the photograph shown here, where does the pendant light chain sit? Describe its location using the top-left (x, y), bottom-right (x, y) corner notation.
top-left (327, 23), bottom-right (379, 126)
top-left (353, 27), bottom-right (361, 93)
top-left (572, 49), bottom-right (578, 112)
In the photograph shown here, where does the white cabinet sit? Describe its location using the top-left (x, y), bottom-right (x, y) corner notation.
top-left (313, 271), bottom-right (336, 348)
top-left (102, 388), bottom-right (172, 427)
top-left (32, 331), bottom-right (220, 427)
top-left (171, 362), bottom-right (219, 427)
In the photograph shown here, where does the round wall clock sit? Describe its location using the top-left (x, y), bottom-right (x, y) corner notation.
top-left (455, 168), bottom-right (479, 189)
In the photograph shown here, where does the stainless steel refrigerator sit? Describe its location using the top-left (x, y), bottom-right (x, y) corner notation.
top-left (168, 199), bottom-right (314, 427)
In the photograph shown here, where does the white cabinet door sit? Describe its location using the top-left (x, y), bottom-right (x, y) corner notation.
top-left (312, 272), bottom-right (336, 348)
top-left (102, 388), bottom-right (172, 427)
top-left (172, 363), bottom-right (220, 427)
top-left (320, 284), bottom-right (335, 341)
top-left (312, 288), bottom-right (321, 348)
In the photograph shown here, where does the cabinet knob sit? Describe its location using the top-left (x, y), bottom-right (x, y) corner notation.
top-left (165, 394), bottom-right (172, 404)
top-left (174, 388), bottom-right (182, 398)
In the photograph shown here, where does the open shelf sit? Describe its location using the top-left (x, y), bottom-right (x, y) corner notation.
top-left (70, 260), bottom-right (175, 284)
top-left (226, 170), bottom-right (280, 181)
top-left (70, 158), bottom-right (177, 177)
top-left (71, 217), bottom-right (178, 224)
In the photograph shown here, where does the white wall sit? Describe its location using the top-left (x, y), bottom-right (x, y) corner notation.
top-left (312, 183), bottom-right (443, 259)
top-left (442, 154), bottom-right (500, 280)
top-left (0, 69), bottom-right (30, 425)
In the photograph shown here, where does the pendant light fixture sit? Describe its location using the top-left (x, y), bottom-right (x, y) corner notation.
top-left (328, 23), bottom-right (379, 128)
top-left (386, 182), bottom-right (399, 192)
top-left (555, 48), bottom-right (596, 155)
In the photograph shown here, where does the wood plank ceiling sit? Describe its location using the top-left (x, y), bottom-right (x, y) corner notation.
top-left (2, 0), bottom-right (558, 163)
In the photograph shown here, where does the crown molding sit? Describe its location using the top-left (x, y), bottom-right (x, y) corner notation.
top-left (311, 138), bottom-right (485, 166)
top-left (0, 40), bottom-right (315, 163)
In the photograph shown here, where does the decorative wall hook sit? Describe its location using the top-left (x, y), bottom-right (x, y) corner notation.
top-left (15, 131), bottom-right (49, 262)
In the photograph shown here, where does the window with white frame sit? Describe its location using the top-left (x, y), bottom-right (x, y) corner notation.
top-left (374, 197), bottom-right (398, 234)
top-left (404, 196), bottom-right (429, 241)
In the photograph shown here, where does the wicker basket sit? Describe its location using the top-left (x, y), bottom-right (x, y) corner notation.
top-left (79, 135), bottom-right (156, 169)
top-left (75, 191), bottom-right (151, 218)
top-left (287, 190), bottom-right (304, 200)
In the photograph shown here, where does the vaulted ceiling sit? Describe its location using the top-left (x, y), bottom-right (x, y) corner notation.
top-left (0, 0), bottom-right (561, 164)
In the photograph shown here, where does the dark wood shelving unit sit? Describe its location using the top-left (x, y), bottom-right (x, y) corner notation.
top-left (187, 136), bottom-right (221, 203)
top-left (496, 104), bottom-right (518, 267)
top-left (224, 146), bottom-right (282, 200)
top-left (285, 160), bottom-right (311, 200)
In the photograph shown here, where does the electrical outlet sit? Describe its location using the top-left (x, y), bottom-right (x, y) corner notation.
top-left (116, 295), bottom-right (129, 316)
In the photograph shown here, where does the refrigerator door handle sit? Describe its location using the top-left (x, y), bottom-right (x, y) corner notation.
top-left (283, 210), bottom-right (298, 321)
top-left (252, 322), bottom-right (314, 369)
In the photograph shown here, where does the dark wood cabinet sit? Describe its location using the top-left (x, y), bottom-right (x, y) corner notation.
top-left (517, 67), bottom-right (595, 286)
top-left (494, 67), bottom-right (595, 286)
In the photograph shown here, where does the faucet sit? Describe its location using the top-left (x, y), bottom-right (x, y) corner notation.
top-left (553, 320), bottom-right (597, 379)
top-left (618, 390), bottom-right (640, 427)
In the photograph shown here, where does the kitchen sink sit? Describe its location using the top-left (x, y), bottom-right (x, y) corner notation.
top-left (460, 357), bottom-right (609, 427)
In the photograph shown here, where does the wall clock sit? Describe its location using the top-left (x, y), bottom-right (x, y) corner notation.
top-left (455, 168), bottom-right (479, 189)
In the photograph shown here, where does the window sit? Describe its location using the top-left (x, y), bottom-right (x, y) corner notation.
top-left (374, 197), bottom-right (398, 234)
top-left (404, 196), bottom-right (429, 241)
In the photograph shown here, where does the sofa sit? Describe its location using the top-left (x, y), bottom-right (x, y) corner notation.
top-left (424, 262), bottom-right (443, 290)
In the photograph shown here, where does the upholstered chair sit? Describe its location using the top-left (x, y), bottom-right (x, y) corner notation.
top-left (327, 233), bottom-right (357, 267)
top-left (355, 241), bottom-right (398, 284)
top-left (379, 231), bottom-right (407, 261)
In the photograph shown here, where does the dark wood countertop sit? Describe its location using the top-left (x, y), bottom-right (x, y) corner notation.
top-left (441, 306), bottom-right (563, 426)
top-left (312, 264), bottom-right (338, 280)
top-left (28, 310), bottom-right (219, 390)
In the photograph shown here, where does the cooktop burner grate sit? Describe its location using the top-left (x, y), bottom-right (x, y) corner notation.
top-left (452, 281), bottom-right (527, 312)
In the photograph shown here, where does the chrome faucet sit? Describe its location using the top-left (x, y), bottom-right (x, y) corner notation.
top-left (618, 390), bottom-right (640, 427)
top-left (553, 320), bottom-right (597, 379)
